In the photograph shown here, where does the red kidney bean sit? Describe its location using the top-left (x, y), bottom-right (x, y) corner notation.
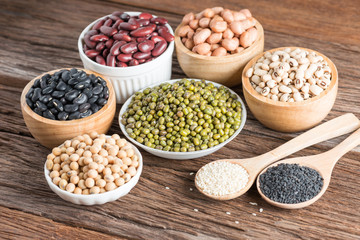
top-left (157, 25), bottom-right (169, 32)
top-left (151, 17), bottom-right (168, 25)
top-left (152, 40), bottom-right (167, 57)
top-left (137, 19), bottom-right (150, 27)
top-left (100, 26), bottom-right (118, 36)
top-left (85, 50), bottom-right (100, 58)
top-left (117, 62), bottom-right (128, 67)
top-left (84, 35), bottom-right (97, 48)
top-left (130, 26), bottom-right (155, 37)
top-left (151, 32), bottom-right (159, 37)
top-left (102, 48), bottom-right (109, 58)
top-left (113, 33), bottom-right (131, 42)
top-left (92, 19), bottom-right (105, 30)
top-left (139, 13), bottom-right (153, 19)
top-left (104, 19), bottom-right (113, 27)
top-left (112, 19), bottom-right (123, 29)
top-left (138, 40), bottom-right (155, 52)
top-left (158, 28), bottom-right (175, 42)
top-left (138, 59), bottom-right (146, 63)
top-left (106, 54), bottom-right (116, 67)
top-left (133, 51), bottom-right (151, 60)
top-left (105, 39), bottom-right (114, 48)
top-left (128, 18), bottom-right (140, 28)
top-left (120, 42), bottom-right (138, 54)
top-left (130, 37), bottom-right (137, 42)
top-left (96, 55), bottom-right (106, 65)
top-left (90, 34), bottom-right (109, 42)
top-left (120, 13), bottom-right (130, 21)
top-left (112, 11), bottom-right (123, 16)
top-left (117, 53), bottom-right (133, 62)
top-left (110, 41), bottom-right (125, 55)
top-left (95, 42), bottom-right (105, 51)
top-left (83, 44), bottom-right (90, 51)
top-left (86, 29), bottom-right (99, 36)
top-left (145, 57), bottom-right (154, 62)
top-left (137, 37), bottom-right (147, 43)
top-left (109, 15), bottom-right (120, 21)
top-left (129, 59), bottom-right (139, 66)
top-left (151, 35), bottom-right (166, 43)
top-left (119, 22), bottom-right (138, 31)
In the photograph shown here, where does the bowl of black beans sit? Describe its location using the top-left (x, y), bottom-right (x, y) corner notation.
top-left (21, 68), bottom-right (116, 148)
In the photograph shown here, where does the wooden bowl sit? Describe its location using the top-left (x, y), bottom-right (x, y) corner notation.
top-left (242, 47), bottom-right (338, 132)
top-left (20, 68), bottom-right (116, 148)
top-left (175, 19), bottom-right (264, 87)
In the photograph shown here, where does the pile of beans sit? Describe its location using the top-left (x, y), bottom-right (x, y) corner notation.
top-left (83, 11), bottom-right (174, 67)
top-left (46, 132), bottom-right (139, 194)
top-left (178, 7), bottom-right (258, 56)
top-left (259, 163), bottom-right (323, 204)
top-left (25, 69), bottom-right (109, 120)
top-left (246, 48), bottom-right (332, 102)
top-left (121, 79), bottom-right (242, 152)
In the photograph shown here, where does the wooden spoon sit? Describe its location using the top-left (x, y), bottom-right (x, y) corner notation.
top-left (195, 113), bottom-right (360, 200)
top-left (256, 127), bottom-right (360, 209)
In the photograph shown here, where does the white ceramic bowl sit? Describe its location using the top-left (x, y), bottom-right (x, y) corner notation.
top-left (44, 138), bottom-right (143, 205)
top-left (119, 79), bottom-right (247, 160)
top-left (78, 12), bottom-right (175, 103)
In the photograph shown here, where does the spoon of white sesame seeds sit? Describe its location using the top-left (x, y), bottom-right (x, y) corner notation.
top-left (195, 113), bottom-right (360, 200)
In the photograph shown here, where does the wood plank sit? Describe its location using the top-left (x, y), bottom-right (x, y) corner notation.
top-left (0, 207), bottom-right (121, 239)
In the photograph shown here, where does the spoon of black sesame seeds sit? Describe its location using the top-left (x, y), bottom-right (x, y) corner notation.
top-left (195, 113), bottom-right (360, 200)
top-left (256, 127), bottom-right (360, 209)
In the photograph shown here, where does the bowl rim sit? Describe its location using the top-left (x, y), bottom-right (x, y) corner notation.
top-left (174, 18), bottom-right (264, 60)
top-left (78, 11), bottom-right (175, 71)
top-left (118, 78), bottom-right (247, 157)
top-left (242, 46), bottom-right (338, 107)
top-left (44, 136), bottom-right (143, 199)
top-left (20, 68), bottom-right (116, 125)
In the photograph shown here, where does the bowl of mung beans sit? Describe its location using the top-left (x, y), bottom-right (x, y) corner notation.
top-left (119, 78), bottom-right (247, 160)
top-left (242, 47), bottom-right (338, 132)
top-left (44, 132), bottom-right (143, 205)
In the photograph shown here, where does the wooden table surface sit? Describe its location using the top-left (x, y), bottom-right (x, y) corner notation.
top-left (1, 0), bottom-right (359, 239)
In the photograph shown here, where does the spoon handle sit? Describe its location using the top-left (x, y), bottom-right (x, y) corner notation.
top-left (257, 113), bottom-right (360, 168)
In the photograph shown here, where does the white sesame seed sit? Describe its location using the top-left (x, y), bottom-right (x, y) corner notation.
top-left (259, 208), bottom-right (263, 213)
top-left (165, 187), bottom-right (169, 190)
top-left (235, 221), bottom-right (239, 224)
top-left (195, 161), bottom-right (249, 196)
top-left (249, 202), bottom-right (258, 206)
top-left (194, 209), bottom-right (198, 212)
top-left (190, 172), bottom-right (194, 175)
top-left (189, 188), bottom-right (193, 191)
top-left (226, 212), bottom-right (231, 215)
top-left (252, 213), bottom-right (257, 216)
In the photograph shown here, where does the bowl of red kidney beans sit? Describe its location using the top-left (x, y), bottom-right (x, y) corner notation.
top-left (78, 11), bottom-right (175, 103)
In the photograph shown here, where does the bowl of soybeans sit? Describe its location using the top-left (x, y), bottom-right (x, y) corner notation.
top-left (44, 132), bottom-right (143, 205)
top-left (174, 7), bottom-right (264, 87)
top-left (242, 47), bottom-right (338, 132)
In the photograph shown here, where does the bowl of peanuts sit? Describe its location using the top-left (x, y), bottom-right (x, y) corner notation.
top-left (44, 132), bottom-right (143, 205)
top-left (175, 7), bottom-right (264, 87)
top-left (242, 47), bottom-right (338, 132)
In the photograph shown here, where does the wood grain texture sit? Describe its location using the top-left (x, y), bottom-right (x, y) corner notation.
top-left (0, 0), bottom-right (360, 239)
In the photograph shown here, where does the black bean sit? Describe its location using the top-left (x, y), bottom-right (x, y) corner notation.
top-left (64, 89), bottom-right (80, 102)
top-left (120, 13), bottom-right (130, 20)
top-left (97, 98), bottom-right (107, 106)
top-left (73, 93), bottom-right (88, 105)
top-left (74, 82), bottom-right (86, 90)
top-left (56, 81), bottom-right (67, 91)
top-left (50, 107), bottom-right (59, 115)
top-left (68, 111), bottom-right (81, 120)
top-left (52, 99), bottom-right (64, 112)
top-left (61, 70), bottom-right (70, 82)
top-left (68, 78), bottom-right (79, 86)
top-left (40, 78), bottom-right (48, 89)
top-left (99, 92), bottom-right (104, 98)
top-left (64, 104), bottom-right (79, 113)
top-left (33, 107), bottom-right (43, 116)
top-left (103, 86), bottom-right (109, 99)
top-left (88, 95), bottom-right (99, 104)
top-left (80, 109), bottom-right (93, 118)
top-left (89, 74), bottom-right (97, 81)
top-left (83, 88), bottom-right (93, 98)
top-left (26, 87), bottom-right (34, 99)
top-left (79, 71), bottom-right (87, 79)
top-left (60, 97), bottom-right (67, 105)
top-left (42, 73), bottom-right (51, 82)
top-left (42, 86), bottom-right (54, 95)
top-left (90, 75), bottom-right (98, 84)
top-left (48, 80), bottom-right (57, 89)
top-left (43, 109), bottom-right (56, 120)
top-left (100, 79), bottom-right (107, 87)
top-left (26, 98), bottom-right (34, 108)
top-left (91, 104), bottom-right (100, 113)
top-left (52, 90), bottom-right (65, 98)
top-left (58, 111), bottom-right (69, 121)
top-left (47, 100), bottom-right (54, 108)
top-left (39, 94), bottom-right (52, 104)
top-left (70, 68), bottom-right (78, 75)
top-left (31, 88), bottom-right (42, 102)
top-left (33, 79), bottom-right (40, 88)
top-left (79, 103), bottom-right (91, 113)
top-left (93, 83), bottom-right (103, 95)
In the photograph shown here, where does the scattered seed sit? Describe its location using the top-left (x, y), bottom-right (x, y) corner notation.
top-left (235, 221), bottom-right (239, 224)
top-left (189, 172), bottom-right (194, 175)
top-left (194, 209), bottom-right (199, 212)
top-left (165, 186), bottom-right (170, 190)
top-left (252, 213), bottom-right (257, 216)
top-left (259, 208), bottom-right (263, 213)
top-left (189, 188), bottom-right (193, 191)
top-left (249, 202), bottom-right (258, 206)
top-left (226, 212), bottom-right (231, 215)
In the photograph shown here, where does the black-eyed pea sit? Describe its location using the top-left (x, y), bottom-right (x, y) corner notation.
top-left (185, 38), bottom-right (195, 50)
top-left (251, 75), bottom-right (261, 85)
top-left (295, 79), bottom-right (305, 89)
top-left (271, 94), bottom-right (279, 101)
top-left (222, 37), bottom-right (239, 51)
top-left (105, 182), bottom-right (117, 191)
top-left (280, 93), bottom-right (290, 102)
top-left (293, 92), bottom-right (304, 102)
top-left (210, 20), bottom-right (227, 33)
top-left (189, 19), bottom-right (199, 29)
top-left (70, 175), bottom-right (79, 185)
top-left (258, 82), bottom-right (265, 88)
top-left (123, 173), bottom-right (132, 183)
top-left (74, 187), bottom-right (82, 194)
top-left (206, 32), bottom-right (222, 44)
top-left (282, 78), bottom-right (292, 86)
top-left (85, 178), bottom-right (95, 188)
top-left (52, 176), bottom-right (61, 185)
top-left (59, 179), bottom-right (68, 190)
top-left (288, 98), bottom-right (295, 103)
top-left (261, 87), bottom-right (270, 96)
top-left (279, 85), bottom-right (292, 94)
top-left (70, 161), bottom-right (79, 170)
top-left (262, 74), bottom-right (272, 82)
top-left (115, 177), bottom-right (125, 187)
top-left (255, 86), bottom-right (262, 93)
top-left (52, 147), bottom-right (62, 156)
top-left (199, 17), bottom-right (211, 28)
